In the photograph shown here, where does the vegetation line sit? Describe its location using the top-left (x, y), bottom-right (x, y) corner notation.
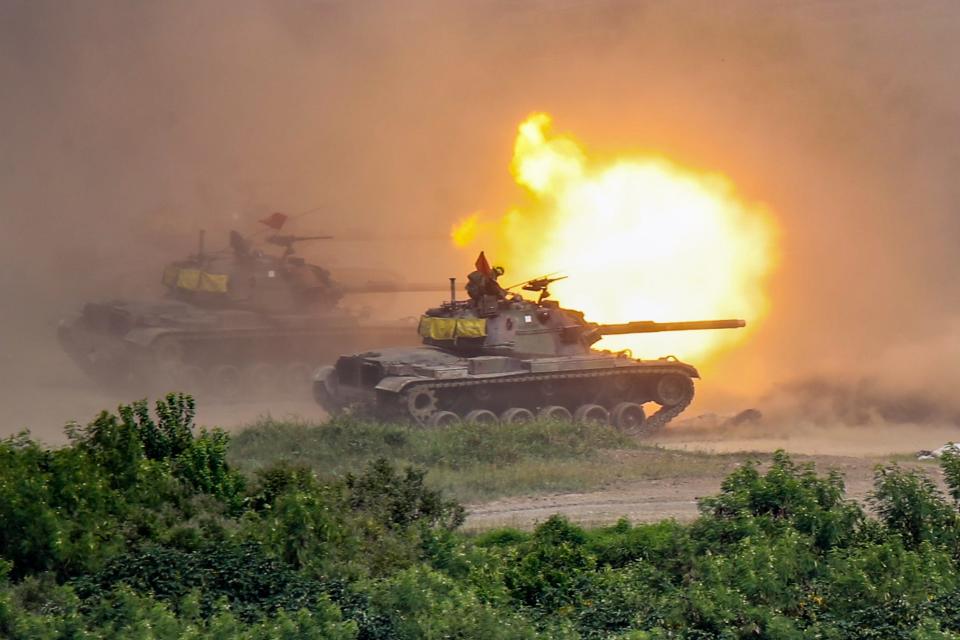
top-left (228, 415), bottom-right (736, 502)
top-left (3, 394), bottom-right (960, 638)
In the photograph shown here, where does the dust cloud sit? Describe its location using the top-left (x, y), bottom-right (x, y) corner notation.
top-left (1, 0), bottom-right (959, 446)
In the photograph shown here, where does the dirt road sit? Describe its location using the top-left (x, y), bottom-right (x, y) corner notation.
top-left (464, 417), bottom-right (956, 531)
top-left (463, 454), bottom-right (888, 530)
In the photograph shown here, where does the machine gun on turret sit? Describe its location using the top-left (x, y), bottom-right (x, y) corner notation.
top-left (509, 273), bottom-right (568, 303)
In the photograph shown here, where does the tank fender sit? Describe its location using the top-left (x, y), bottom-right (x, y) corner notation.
top-left (674, 362), bottom-right (700, 379)
top-left (374, 376), bottom-right (426, 394)
top-left (313, 365), bottom-right (333, 384)
top-left (313, 365), bottom-right (338, 393)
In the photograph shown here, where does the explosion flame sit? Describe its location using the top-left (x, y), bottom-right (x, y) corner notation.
top-left (452, 113), bottom-right (778, 362)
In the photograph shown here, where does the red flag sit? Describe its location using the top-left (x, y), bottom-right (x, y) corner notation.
top-left (475, 251), bottom-right (491, 276)
top-left (259, 212), bottom-right (288, 230)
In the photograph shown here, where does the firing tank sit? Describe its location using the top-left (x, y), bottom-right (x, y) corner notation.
top-left (313, 275), bottom-right (745, 433)
top-left (58, 229), bottom-right (442, 400)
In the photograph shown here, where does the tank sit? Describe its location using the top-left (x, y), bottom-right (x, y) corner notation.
top-left (58, 229), bottom-right (442, 400)
top-left (313, 275), bottom-right (745, 433)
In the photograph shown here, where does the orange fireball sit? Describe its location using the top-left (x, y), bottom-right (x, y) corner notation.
top-left (451, 113), bottom-right (778, 362)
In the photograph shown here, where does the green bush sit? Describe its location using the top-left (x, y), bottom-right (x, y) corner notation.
top-left (504, 515), bottom-right (596, 613)
top-left (940, 446), bottom-right (960, 506)
top-left (695, 450), bottom-right (864, 551)
top-left (9, 399), bottom-right (960, 638)
top-left (869, 463), bottom-right (959, 549)
top-left (367, 566), bottom-right (541, 640)
top-left (344, 459), bottom-right (465, 532)
top-left (71, 541), bottom-right (329, 622)
top-left (0, 394), bottom-right (247, 580)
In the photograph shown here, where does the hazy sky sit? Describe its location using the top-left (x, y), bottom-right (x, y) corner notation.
top-left (2, 0), bottom-right (959, 429)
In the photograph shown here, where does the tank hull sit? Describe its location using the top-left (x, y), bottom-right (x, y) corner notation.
top-left (313, 346), bottom-right (700, 434)
top-left (58, 300), bottom-right (420, 401)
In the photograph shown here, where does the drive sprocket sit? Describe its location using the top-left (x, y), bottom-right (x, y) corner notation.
top-left (405, 387), bottom-right (439, 424)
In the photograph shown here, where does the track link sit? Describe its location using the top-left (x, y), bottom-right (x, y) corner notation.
top-left (388, 366), bottom-right (695, 432)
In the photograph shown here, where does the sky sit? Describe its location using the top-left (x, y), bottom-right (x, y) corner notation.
top-left (2, 0), bottom-right (959, 434)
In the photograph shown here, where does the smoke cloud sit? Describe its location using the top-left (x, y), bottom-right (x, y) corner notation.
top-left (2, 0), bottom-right (959, 438)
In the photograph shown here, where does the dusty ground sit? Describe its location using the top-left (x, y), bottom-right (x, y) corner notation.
top-left (5, 343), bottom-right (956, 533)
top-left (0, 341), bottom-right (324, 443)
top-left (463, 418), bottom-right (956, 531)
top-left (463, 454), bottom-right (887, 530)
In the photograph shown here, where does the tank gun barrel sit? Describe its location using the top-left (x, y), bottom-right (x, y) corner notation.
top-left (340, 281), bottom-right (451, 295)
top-left (267, 234), bottom-right (334, 258)
top-left (267, 234), bottom-right (334, 247)
top-left (597, 319), bottom-right (746, 335)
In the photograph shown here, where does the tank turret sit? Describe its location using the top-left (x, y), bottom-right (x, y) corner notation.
top-left (314, 272), bottom-right (746, 434)
top-left (159, 229), bottom-right (344, 313)
top-left (416, 287), bottom-right (743, 359)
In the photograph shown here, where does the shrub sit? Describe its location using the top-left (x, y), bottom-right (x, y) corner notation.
top-left (367, 566), bottom-right (540, 640)
top-left (0, 395), bottom-right (245, 579)
top-left (13, 402), bottom-right (960, 638)
top-left (504, 515), bottom-right (596, 613)
top-left (821, 539), bottom-right (957, 616)
top-left (938, 446), bottom-right (960, 507)
top-left (869, 464), bottom-right (958, 549)
top-left (344, 458), bottom-right (465, 532)
top-left (72, 541), bottom-right (331, 623)
top-left (695, 450), bottom-right (864, 552)
top-left (588, 518), bottom-right (690, 576)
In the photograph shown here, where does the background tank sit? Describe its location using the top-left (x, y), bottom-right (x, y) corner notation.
top-left (313, 276), bottom-right (745, 434)
top-left (58, 229), bottom-right (443, 401)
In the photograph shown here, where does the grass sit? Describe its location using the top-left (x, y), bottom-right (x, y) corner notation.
top-left (228, 416), bottom-right (742, 503)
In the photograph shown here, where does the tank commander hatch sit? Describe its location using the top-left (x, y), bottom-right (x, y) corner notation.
top-left (466, 264), bottom-right (507, 301)
top-left (466, 252), bottom-right (509, 315)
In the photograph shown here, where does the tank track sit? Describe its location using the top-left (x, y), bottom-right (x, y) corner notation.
top-left (384, 365), bottom-right (695, 433)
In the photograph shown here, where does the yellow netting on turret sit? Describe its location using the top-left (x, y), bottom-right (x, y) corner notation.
top-left (162, 266), bottom-right (229, 294)
top-left (418, 316), bottom-right (486, 340)
top-left (455, 318), bottom-right (486, 338)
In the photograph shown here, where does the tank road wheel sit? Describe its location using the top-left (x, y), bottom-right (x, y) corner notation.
top-left (464, 409), bottom-right (499, 425)
top-left (654, 374), bottom-right (695, 408)
top-left (406, 387), bottom-right (439, 424)
top-left (209, 364), bottom-right (244, 402)
top-left (244, 362), bottom-right (282, 398)
top-left (611, 402), bottom-right (646, 431)
top-left (538, 405), bottom-right (573, 421)
top-left (500, 407), bottom-right (535, 424)
top-left (427, 411), bottom-right (462, 428)
top-left (574, 404), bottom-right (610, 425)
